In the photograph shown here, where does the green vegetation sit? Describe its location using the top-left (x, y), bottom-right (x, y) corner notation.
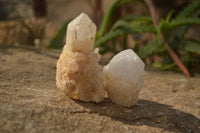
top-left (49, 19), bottom-right (72, 49)
top-left (49, 0), bottom-right (200, 75)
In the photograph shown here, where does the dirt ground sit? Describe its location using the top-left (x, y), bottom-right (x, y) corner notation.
top-left (0, 45), bottom-right (200, 133)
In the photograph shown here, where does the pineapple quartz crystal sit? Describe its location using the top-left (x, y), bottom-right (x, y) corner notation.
top-left (56, 13), bottom-right (105, 103)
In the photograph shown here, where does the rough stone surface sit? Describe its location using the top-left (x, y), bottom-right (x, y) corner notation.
top-left (56, 13), bottom-right (105, 103)
top-left (0, 45), bottom-right (200, 133)
top-left (104, 49), bottom-right (145, 107)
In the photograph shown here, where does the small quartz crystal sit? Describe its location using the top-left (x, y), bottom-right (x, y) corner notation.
top-left (103, 49), bottom-right (145, 107)
top-left (56, 13), bottom-right (105, 103)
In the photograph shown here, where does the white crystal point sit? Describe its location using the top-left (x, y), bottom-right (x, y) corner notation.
top-left (103, 49), bottom-right (145, 107)
top-left (56, 13), bottom-right (105, 103)
top-left (66, 13), bottom-right (96, 53)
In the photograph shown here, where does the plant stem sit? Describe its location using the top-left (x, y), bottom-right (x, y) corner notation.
top-left (146, 0), bottom-right (190, 77)
top-left (93, 0), bottom-right (102, 26)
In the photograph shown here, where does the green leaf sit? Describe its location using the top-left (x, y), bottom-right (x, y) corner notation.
top-left (171, 38), bottom-right (200, 55)
top-left (177, 9), bottom-right (200, 39)
top-left (111, 20), bottom-right (131, 30)
top-left (185, 38), bottom-right (200, 44)
top-left (111, 20), bottom-right (155, 33)
top-left (95, 22), bottom-right (156, 48)
top-left (97, 0), bottom-right (133, 39)
top-left (97, 0), bottom-right (145, 39)
top-left (167, 18), bottom-right (200, 29)
top-left (123, 15), bottom-right (152, 22)
top-left (153, 62), bottom-right (176, 70)
top-left (111, 15), bottom-right (152, 30)
top-left (138, 39), bottom-right (159, 58)
top-left (177, 25), bottom-right (190, 39)
top-left (176, 0), bottom-right (200, 19)
top-left (49, 19), bottom-right (72, 49)
top-left (130, 23), bottom-right (156, 33)
top-left (156, 20), bottom-right (164, 45)
top-left (183, 40), bottom-right (200, 54)
top-left (95, 29), bottom-right (132, 47)
top-left (166, 10), bottom-right (174, 23)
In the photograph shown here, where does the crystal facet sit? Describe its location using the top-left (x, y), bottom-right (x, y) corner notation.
top-left (56, 13), bottom-right (105, 103)
top-left (103, 49), bottom-right (145, 107)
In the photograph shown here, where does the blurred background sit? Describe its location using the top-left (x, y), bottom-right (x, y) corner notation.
top-left (0, 0), bottom-right (118, 47)
top-left (0, 0), bottom-right (200, 75)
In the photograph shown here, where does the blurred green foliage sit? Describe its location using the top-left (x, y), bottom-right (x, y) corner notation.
top-left (49, 19), bottom-right (72, 49)
top-left (49, 0), bottom-right (200, 73)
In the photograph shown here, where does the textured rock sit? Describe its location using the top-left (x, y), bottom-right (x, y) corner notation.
top-left (103, 49), bottom-right (145, 107)
top-left (56, 13), bottom-right (105, 103)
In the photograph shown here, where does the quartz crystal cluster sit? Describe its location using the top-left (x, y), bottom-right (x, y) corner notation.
top-left (56, 13), bottom-right (105, 103)
top-left (56, 13), bottom-right (145, 107)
